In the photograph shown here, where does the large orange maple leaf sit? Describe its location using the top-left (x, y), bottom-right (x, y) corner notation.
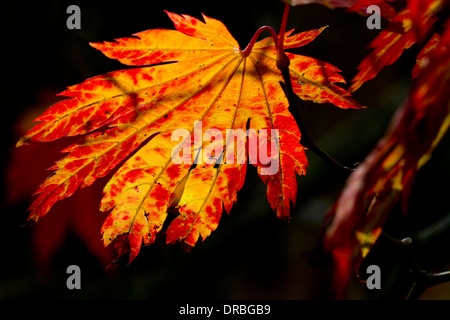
top-left (18, 11), bottom-right (361, 263)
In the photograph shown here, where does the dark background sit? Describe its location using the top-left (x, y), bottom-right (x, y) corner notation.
top-left (1, 0), bottom-right (450, 300)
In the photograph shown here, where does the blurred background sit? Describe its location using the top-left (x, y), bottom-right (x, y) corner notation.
top-left (1, 0), bottom-right (450, 300)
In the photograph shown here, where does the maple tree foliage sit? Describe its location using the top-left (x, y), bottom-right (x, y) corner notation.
top-left (15, 0), bottom-right (449, 299)
top-left (290, 0), bottom-right (450, 297)
top-left (350, 0), bottom-right (448, 92)
top-left (7, 100), bottom-right (114, 273)
top-left (17, 9), bottom-right (361, 263)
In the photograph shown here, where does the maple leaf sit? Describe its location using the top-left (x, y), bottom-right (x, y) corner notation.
top-left (18, 11), bottom-right (361, 263)
top-left (350, 0), bottom-right (446, 92)
top-left (7, 99), bottom-right (114, 272)
top-left (407, 0), bottom-right (446, 40)
top-left (324, 17), bottom-right (450, 298)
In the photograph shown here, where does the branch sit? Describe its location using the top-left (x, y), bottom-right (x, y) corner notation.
top-left (382, 232), bottom-right (450, 300)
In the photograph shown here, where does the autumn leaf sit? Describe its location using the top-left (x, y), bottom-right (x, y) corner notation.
top-left (350, 0), bottom-right (446, 92)
top-left (18, 11), bottom-right (361, 263)
top-left (347, 0), bottom-right (396, 19)
top-left (324, 17), bottom-right (450, 298)
top-left (7, 98), bottom-right (114, 272)
top-left (407, 0), bottom-right (445, 41)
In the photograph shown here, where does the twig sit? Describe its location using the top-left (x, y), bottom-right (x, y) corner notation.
top-left (382, 232), bottom-right (450, 300)
top-left (275, 3), bottom-right (356, 174)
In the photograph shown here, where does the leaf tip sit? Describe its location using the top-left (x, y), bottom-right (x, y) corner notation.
top-left (16, 137), bottom-right (30, 148)
top-left (15, 140), bottom-right (25, 148)
top-left (164, 10), bottom-right (179, 23)
top-left (89, 42), bottom-right (102, 50)
top-left (349, 81), bottom-right (362, 94)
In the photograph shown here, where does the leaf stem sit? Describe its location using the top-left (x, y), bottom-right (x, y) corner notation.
top-left (241, 26), bottom-right (279, 57)
top-left (277, 3), bottom-right (290, 70)
top-left (278, 3), bottom-right (289, 50)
